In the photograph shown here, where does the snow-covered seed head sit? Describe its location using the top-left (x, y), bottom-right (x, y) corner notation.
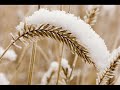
top-left (97, 47), bottom-right (120, 85)
top-left (15, 8), bottom-right (110, 71)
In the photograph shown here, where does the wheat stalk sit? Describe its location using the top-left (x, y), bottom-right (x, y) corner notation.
top-left (84, 7), bottom-right (99, 26)
top-left (69, 54), bottom-right (78, 81)
top-left (56, 43), bottom-right (64, 85)
top-left (16, 45), bottom-right (30, 70)
top-left (27, 41), bottom-right (37, 85)
top-left (36, 45), bottom-right (49, 63)
top-left (10, 45), bottom-right (29, 84)
top-left (97, 55), bottom-right (120, 85)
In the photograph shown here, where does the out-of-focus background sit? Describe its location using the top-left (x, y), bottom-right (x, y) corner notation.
top-left (0, 5), bottom-right (120, 85)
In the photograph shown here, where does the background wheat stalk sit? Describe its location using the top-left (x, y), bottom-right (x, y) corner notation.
top-left (56, 43), bottom-right (64, 85)
top-left (10, 45), bottom-right (29, 84)
top-left (68, 54), bottom-right (78, 83)
top-left (27, 41), bottom-right (37, 85)
top-left (84, 7), bottom-right (99, 26)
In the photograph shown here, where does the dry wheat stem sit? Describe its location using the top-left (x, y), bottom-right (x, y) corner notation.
top-left (10, 45), bottom-right (29, 83)
top-left (56, 43), bottom-right (64, 85)
top-left (16, 45), bottom-right (30, 70)
top-left (98, 56), bottom-right (120, 85)
top-left (27, 42), bottom-right (37, 85)
top-left (36, 45), bottom-right (49, 63)
top-left (68, 54), bottom-right (78, 84)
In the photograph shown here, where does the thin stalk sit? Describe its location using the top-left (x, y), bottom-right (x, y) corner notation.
top-left (10, 45), bottom-right (30, 84)
top-left (27, 42), bottom-right (37, 85)
top-left (16, 45), bottom-right (30, 70)
top-left (56, 43), bottom-right (64, 85)
top-left (68, 54), bottom-right (78, 84)
top-left (36, 45), bottom-right (49, 63)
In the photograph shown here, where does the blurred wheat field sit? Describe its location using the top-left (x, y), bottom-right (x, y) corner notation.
top-left (0, 5), bottom-right (120, 85)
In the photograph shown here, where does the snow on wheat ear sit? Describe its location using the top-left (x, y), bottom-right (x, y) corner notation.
top-left (97, 47), bottom-right (120, 85)
top-left (1, 8), bottom-right (110, 71)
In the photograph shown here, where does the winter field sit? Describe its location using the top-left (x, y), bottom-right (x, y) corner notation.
top-left (0, 5), bottom-right (120, 85)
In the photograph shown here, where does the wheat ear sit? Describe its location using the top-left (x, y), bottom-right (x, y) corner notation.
top-left (60, 67), bottom-right (71, 84)
top-left (84, 7), bottom-right (99, 26)
top-left (60, 65), bottom-right (73, 85)
top-left (0, 23), bottom-right (95, 67)
top-left (97, 54), bottom-right (120, 85)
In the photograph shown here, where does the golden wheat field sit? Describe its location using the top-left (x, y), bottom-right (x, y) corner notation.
top-left (0, 5), bottom-right (120, 85)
